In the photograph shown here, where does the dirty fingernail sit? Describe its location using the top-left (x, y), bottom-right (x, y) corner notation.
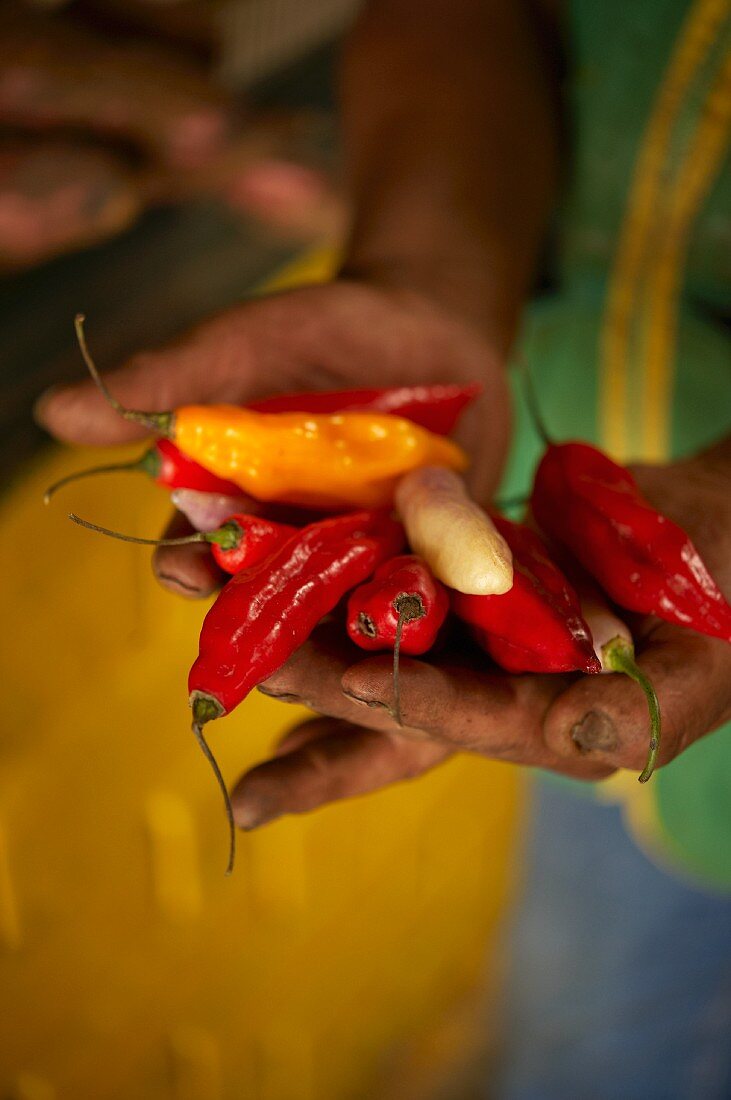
top-left (234, 803), bottom-right (281, 831)
top-left (342, 688), bottom-right (387, 711)
top-left (156, 571), bottom-right (203, 597)
top-left (572, 710), bottom-right (619, 753)
top-left (257, 685), bottom-right (305, 705)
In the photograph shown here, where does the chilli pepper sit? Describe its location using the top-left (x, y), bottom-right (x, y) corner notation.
top-left (189, 509), bottom-right (405, 872)
top-left (44, 382), bottom-right (480, 502)
top-left (452, 513), bottom-right (601, 674)
top-left (68, 510), bottom-right (296, 575)
top-left (75, 316), bottom-right (467, 510)
top-left (249, 381), bottom-right (482, 435)
top-left (531, 442), bottom-right (731, 643)
top-left (346, 554), bottom-right (450, 724)
top-left (44, 436), bottom-right (243, 502)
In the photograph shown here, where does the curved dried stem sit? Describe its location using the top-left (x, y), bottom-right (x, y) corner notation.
top-left (69, 512), bottom-right (207, 547)
top-left (44, 453), bottom-right (149, 504)
top-left (74, 314), bottom-right (172, 435)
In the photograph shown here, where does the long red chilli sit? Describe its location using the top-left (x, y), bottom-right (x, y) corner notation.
top-left (189, 509), bottom-right (403, 872)
top-left (249, 381), bottom-right (482, 435)
top-left (531, 442), bottom-right (731, 643)
top-left (189, 510), bottom-right (405, 721)
top-left (452, 512), bottom-right (601, 674)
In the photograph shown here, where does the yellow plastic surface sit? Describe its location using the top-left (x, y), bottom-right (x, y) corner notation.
top-left (1, 250), bottom-right (522, 1099)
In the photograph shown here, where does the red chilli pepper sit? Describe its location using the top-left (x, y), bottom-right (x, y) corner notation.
top-left (346, 554), bottom-right (449, 723)
top-left (44, 384), bottom-right (480, 502)
top-left (452, 513), bottom-right (601, 674)
top-left (44, 436), bottom-right (243, 502)
top-left (531, 442), bottom-right (731, 643)
top-left (347, 554), bottom-right (449, 654)
top-left (145, 437), bottom-right (243, 494)
top-left (66, 510), bottom-right (296, 576)
top-left (249, 382), bottom-right (482, 435)
top-left (189, 510), bottom-right (404, 872)
top-left (209, 514), bottom-right (297, 574)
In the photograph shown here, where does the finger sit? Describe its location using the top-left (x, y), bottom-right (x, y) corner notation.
top-left (544, 622), bottom-right (731, 774)
top-left (170, 489), bottom-right (258, 532)
top-left (232, 718), bottom-right (452, 828)
top-left (0, 142), bottom-right (140, 270)
top-left (33, 303), bottom-right (265, 445)
top-left (0, 12), bottom-right (232, 169)
top-left (259, 622), bottom-right (409, 734)
top-left (261, 623), bottom-right (614, 779)
top-left (152, 510), bottom-right (225, 599)
top-left (274, 716), bottom-right (339, 757)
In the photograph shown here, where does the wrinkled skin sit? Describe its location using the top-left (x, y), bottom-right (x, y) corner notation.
top-left (35, 281), bottom-right (731, 828)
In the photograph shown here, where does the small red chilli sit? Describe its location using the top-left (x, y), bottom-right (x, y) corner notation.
top-left (66, 511), bottom-right (297, 576)
top-left (346, 553), bottom-right (449, 656)
top-left (346, 553), bottom-right (450, 725)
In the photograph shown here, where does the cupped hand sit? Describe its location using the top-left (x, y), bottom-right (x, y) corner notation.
top-left (35, 279), bottom-right (511, 592)
top-left (229, 444), bottom-right (731, 828)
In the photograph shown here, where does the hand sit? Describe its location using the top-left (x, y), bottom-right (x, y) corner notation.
top-left (227, 446), bottom-right (731, 829)
top-left (0, 4), bottom-right (341, 268)
top-left (35, 278), bottom-right (512, 590)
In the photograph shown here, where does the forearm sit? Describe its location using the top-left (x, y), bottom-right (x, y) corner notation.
top-left (340, 0), bottom-right (561, 351)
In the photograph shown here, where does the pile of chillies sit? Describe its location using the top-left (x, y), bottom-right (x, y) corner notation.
top-left (51, 316), bottom-right (731, 873)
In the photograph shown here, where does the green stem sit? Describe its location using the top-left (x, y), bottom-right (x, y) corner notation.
top-left (67, 513), bottom-right (242, 551)
top-left (74, 314), bottom-right (173, 436)
top-left (68, 512), bottom-right (206, 547)
top-left (191, 693), bottom-right (235, 875)
top-left (601, 635), bottom-right (662, 784)
top-left (43, 448), bottom-right (157, 504)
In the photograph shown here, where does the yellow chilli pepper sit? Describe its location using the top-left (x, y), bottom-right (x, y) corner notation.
top-left (173, 405), bottom-right (468, 508)
top-left (73, 315), bottom-right (467, 508)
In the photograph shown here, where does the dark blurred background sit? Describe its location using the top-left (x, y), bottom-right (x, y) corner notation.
top-left (1, 0), bottom-right (349, 489)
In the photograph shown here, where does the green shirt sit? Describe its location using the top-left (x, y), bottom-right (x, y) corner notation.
top-left (501, 0), bottom-right (731, 888)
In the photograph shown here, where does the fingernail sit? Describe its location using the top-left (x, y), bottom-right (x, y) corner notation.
top-left (32, 384), bottom-right (62, 424)
top-left (156, 571), bottom-right (202, 596)
top-left (342, 688), bottom-right (387, 711)
top-left (256, 685), bottom-right (306, 705)
top-left (233, 800), bottom-right (280, 831)
top-left (239, 812), bottom-right (281, 832)
top-left (572, 710), bottom-right (619, 754)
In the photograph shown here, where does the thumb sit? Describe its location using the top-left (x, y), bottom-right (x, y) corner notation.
top-left (231, 717), bottom-right (451, 829)
top-left (33, 307), bottom-right (266, 446)
top-left (543, 623), bottom-right (731, 775)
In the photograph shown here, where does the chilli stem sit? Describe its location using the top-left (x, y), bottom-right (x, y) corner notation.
top-left (391, 594), bottom-right (425, 727)
top-left (74, 314), bottom-right (173, 435)
top-left (492, 492), bottom-right (529, 514)
top-left (601, 635), bottom-right (662, 783)
top-left (44, 453), bottom-right (149, 504)
top-left (68, 512), bottom-right (207, 547)
top-left (191, 717), bottom-right (236, 875)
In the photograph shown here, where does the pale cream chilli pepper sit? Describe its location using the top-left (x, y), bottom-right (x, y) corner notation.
top-left (395, 466), bottom-right (513, 596)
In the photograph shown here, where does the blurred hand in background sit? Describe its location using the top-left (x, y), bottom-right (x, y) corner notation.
top-left (0, 0), bottom-right (345, 270)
